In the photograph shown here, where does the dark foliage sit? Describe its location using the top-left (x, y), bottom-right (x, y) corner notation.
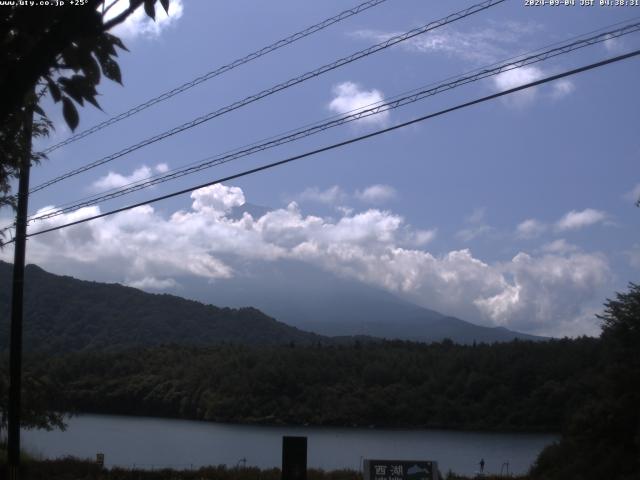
top-left (0, 0), bottom-right (172, 210)
top-left (531, 283), bottom-right (640, 479)
top-left (29, 337), bottom-right (599, 432)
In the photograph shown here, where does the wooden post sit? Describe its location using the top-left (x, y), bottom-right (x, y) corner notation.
top-left (7, 99), bottom-right (34, 480)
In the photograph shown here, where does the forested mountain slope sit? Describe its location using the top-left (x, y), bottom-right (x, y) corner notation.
top-left (0, 261), bottom-right (325, 352)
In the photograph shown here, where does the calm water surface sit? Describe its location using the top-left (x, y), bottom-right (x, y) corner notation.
top-left (23, 414), bottom-right (557, 476)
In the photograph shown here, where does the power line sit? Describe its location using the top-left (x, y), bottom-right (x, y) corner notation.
top-left (11, 48), bottom-right (638, 242)
top-left (40, 0), bottom-right (391, 155)
top-left (25, 19), bottom-right (640, 223)
top-left (29, 0), bottom-right (505, 194)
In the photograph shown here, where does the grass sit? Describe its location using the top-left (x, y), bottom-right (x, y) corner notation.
top-left (0, 454), bottom-right (529, 480)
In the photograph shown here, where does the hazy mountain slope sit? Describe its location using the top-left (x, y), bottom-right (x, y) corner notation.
top-left (173, 259), bottom-right (544, 344)
top-left (0, 261), bottom-right (326, 353)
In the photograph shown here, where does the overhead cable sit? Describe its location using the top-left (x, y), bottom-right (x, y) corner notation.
top-left (40, 0), bottom-right (391, 154)
top-left (29, 0), bottom-right (505, 194)
top-left (9, 47), bottom-right (638, 242)
top-left (26, 20), bottom-right (640, 223)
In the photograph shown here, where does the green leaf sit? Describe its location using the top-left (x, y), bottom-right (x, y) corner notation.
top-left (58, 76), bottom-right (85, 106)
top-left (61, 97), bottom-right (79, 131)
top-left (144, 0), bottom-right (156, 20)
top-left (160, 0), bottom-right (169, 13)
top-left (61, 45), bottom-right (81, 72)
top-left (101, 57), bottom-right (122, 84)
top-left (46, 77), bottom-right (61, 103)
top-left (33, 104), bottom-right (45, 116)
top-left (104, 32), bottom-right (129, 52)
top-left (82, 54), bottom-right (101, 84)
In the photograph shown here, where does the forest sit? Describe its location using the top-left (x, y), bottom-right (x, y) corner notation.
top-left (1, 284), bottom-right (638, 479)
top-left (14, 337), bottom-right (598, 432)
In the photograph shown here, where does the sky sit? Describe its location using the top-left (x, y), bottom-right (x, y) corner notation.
top-left (1, 0), bottom-right (639, 337)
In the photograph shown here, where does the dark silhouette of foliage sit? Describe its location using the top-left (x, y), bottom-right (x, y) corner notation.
top-left (26, 337), bottom-right (599, 432)
top-left (531, 283), bottom-right (640, 479)
top-left (0, 0), bottom-right (173, 209)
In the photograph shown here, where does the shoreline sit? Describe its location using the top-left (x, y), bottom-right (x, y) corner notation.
top-left (58, 410), bottom-right (561, 436)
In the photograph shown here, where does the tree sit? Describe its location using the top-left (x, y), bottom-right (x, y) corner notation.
top-left (0, 0), bottom-right (175, 431)
top-left (0, 0), bottom-right (173, 210)
top-left (531, 284), bottom-right (640, 480)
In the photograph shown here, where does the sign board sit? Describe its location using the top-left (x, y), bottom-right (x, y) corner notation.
top-left (96, 453), bottom-right (104, 468)
top-left (363, 459), bottom-right (439, 480)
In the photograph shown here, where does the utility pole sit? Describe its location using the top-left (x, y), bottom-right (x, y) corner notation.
top-left (7, 98), bottom-right (34, 480)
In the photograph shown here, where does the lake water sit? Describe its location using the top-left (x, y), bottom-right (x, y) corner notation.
top-left (22, 414), bottom-right (557, 476)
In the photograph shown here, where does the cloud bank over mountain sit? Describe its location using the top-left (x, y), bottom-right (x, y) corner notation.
top-left (2, 182), bottom-right (613, 338)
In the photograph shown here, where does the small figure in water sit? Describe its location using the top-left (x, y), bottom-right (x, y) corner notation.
top-left (479, 458), bottom-right (485, 473)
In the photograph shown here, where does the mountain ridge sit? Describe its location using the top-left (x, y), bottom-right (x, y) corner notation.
top-left (0, 260), bottom-right (544, 352)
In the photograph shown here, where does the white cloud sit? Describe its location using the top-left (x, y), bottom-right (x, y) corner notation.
top-left (91, 163), bottom-right (168, 191)
top-left (493, 66), bottom-right (574, 107)
top-left (516, 218), bottom-right (546, 239)
top-left (541, 238), bottom-right (578, 254)
top-left (623, 183), bottom-right (640, 204)
top-left (351, 21), bottom-right (542, 64)
top-left (551, 79), bottom-right (575, 99)
top-left (191, 184), bottom-right (245, 217)
top-left (351, 23), bottom-right (571, 109)
top-left (127, 276), bottom-right (178, 290)
top-left (456, 225), bottom-right (491, 243)
top-left (2, 184), bottom-right (611, 337)
top-left (556, 208), bottom-right (608, 231)
top-left (155, 163), bottom-right (170, 174)
top-left (328, 82), bottom-right (389, 126)
top-left (105, 0), bottom-right (184, 40)
top-left (493, 66), bottom-right (544, 107)
top-left (604, 34), bottom-right (624, 53)
top-left (298, 186), bottom-right (346, 205)
top-left (473, 251), bottom-right (609, 336)
top-left (355, 184), bottom-right (396, 204)
top-left (407, 229), bottom-right (437, 247)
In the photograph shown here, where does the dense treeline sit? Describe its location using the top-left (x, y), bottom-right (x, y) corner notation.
top-left (30, 337), bottom-right (599, 432)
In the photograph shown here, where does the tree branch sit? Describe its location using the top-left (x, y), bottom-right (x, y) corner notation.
top-left (102, 0), bottom-right (144, 32)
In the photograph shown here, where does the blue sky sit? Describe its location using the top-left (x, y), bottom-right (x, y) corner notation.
top-left (2, 0), bottom-right (639, 337)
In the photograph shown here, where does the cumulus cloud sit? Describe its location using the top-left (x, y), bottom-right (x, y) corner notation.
top-left (328, 82), bottom-right (389, 126)
top-left (355, 184), bottom-right (396, 204)
top-left (91, 163), bottom-right (169, 191)
top-left (105, 0), bottom-right (184, 40)
top-left (2, 184), bottom-right (612, 337)
top-left (298, 186), bottom-right (346, 205)
top-left (556, 208), bottom-right (607, 231)
top-left (541, 238), bottom-right (578, 254)
top-left (191, 184), bottom-right (245, 217)
top-left (516, 218), bottom-right (546, 239)
top-left (473, 251), bottom-right (609, 336)
top-left (493, 65), bottom-right (575, 107)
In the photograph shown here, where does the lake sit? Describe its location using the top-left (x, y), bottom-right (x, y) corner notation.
top-left (22, 414), bottom-right (557, 476)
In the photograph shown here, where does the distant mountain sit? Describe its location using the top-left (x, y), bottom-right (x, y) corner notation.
top-left (171, 259), bottom-right (545, 344)
top-left (0, 261), bottom-right (326, 353)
